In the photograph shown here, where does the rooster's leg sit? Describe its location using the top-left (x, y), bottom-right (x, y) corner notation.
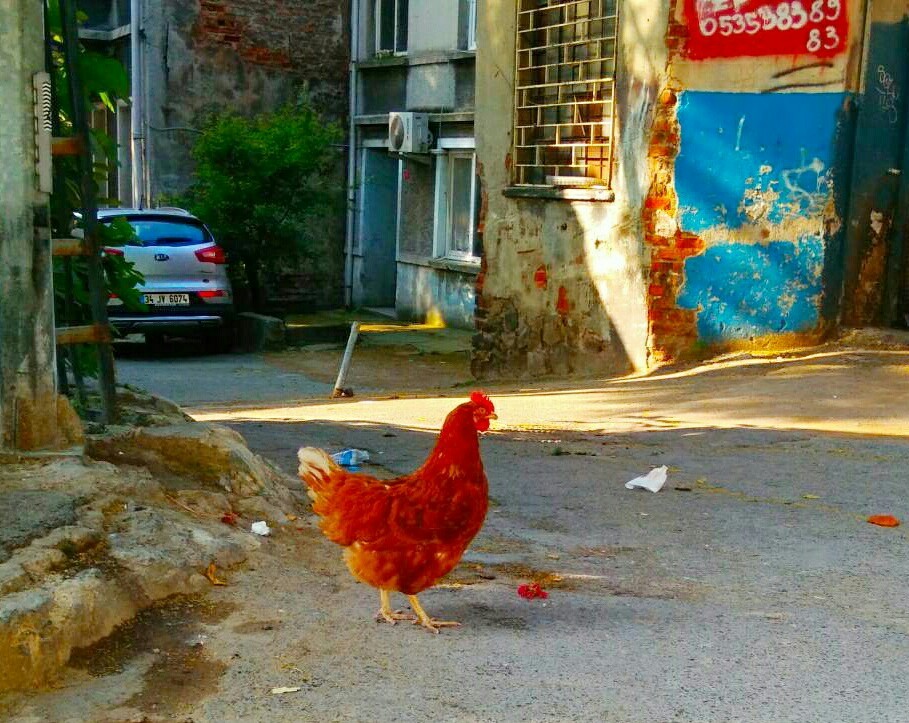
top-left (407, 595), bottom-right (462, 634)
top-left (375, 589), bottom-right (416, 625)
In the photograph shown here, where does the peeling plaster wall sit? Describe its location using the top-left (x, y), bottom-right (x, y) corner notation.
top-left (673, 91), bottom-right (844, 343)
top-left (474, 0), bottom-right (896, 375)
top-left (643, 0), bottom-right (868, 363)
top-left (473, 0), bottom-right (666, 378)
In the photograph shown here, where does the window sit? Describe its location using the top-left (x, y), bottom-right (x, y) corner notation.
top-left (467, 0), bottom-right (477, 51)
top-left (376, 0), bottom-right (408, 55)
top-left (434, 149), bottom-right (480, 261)
top-left (513, 0), bottom-right (619, 188)
top-left (113, 217), bottom-right (213, 247)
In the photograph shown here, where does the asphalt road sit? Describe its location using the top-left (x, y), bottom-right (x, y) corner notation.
top-left (95, 345), bottom-right (909, 722)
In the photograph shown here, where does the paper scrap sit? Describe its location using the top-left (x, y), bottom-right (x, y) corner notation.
top-left (625, 466), bottom-right (668, 493)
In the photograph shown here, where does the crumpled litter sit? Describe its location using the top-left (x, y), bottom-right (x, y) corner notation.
top-left (517, 582), bottom-right (549, 600)
top-left (625, 466), bottom-right (668, 493)
top-left (251, 520), bottom-right (272, 536)
top-left (270, 686), bottom-right (302, 695)
top-left (332, 449), bottom-right (370, 467)
top-left (220, 511), bottom-right (238, 526)
top-left (867, 514), bottom-right (901, 528)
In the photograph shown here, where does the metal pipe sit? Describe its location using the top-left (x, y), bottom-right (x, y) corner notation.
top-left (344, 0), bottom-right (360, 307)
top-left (130, 0), bottom-right (145, 208)
top-left (332, 322), bottom-right (360, 397)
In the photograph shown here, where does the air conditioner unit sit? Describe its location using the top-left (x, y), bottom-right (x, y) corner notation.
top-left (388, 112), bottom-right (430, 154)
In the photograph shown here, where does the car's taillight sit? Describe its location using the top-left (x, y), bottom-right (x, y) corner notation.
top-left (195, 245), bottom-right (227, 264)
top-left (197, 290), bottom-right (226, 299)
top-left (103, 247), bottom-right (124, 256)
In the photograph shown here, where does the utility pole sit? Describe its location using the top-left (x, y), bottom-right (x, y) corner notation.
top-left (0, 0), bottom-right (61, 450)
top-left (130, 0), bottom-right (146, 209)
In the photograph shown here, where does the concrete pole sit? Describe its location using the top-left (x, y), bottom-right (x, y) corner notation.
top-left (130, 0), bottom-right (146, 208)
top-left (0, 0), bottom-right (60, 450)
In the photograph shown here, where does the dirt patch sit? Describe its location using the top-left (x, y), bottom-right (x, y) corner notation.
top-left (469, 533), bottom-right (531, 555)
top-left (266, 346), bottom-right (472, 392)
top-left (58, 539), bottom-right (121, 580)
top-left (442, 562), bottom-right (499, 586)
top-left (231, 619), bottom-right (284, 635)
top-left (483, 561), bottom-right (704, 601)
top-left (69, 595), bottom-right (232, 718)
top-left (486, 562), bottom-right (579, 591)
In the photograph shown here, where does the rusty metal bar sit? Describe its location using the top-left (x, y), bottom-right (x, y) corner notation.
top-left (55, 324), bottom-right (113, 346)
top-left (51, 135), bottom-right (85, 157)
top-left (51, 238), bottom-right (90, 256)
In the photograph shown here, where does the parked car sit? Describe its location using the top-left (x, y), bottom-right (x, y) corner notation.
top-left (100, 208), bottom-right (235, 352)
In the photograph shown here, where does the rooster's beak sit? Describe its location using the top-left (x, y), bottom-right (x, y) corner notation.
top-left (488, 413), bottom-right (498, 420)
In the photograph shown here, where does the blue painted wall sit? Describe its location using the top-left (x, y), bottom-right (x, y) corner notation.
top-left (674, 91), bottom-right (846, 342)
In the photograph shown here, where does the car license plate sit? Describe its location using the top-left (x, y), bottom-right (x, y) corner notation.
top-left (143, 293), bottom-right (190, 306)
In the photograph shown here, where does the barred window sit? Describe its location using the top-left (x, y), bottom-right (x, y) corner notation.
top-left (513, 0), bottom-right (619, 188)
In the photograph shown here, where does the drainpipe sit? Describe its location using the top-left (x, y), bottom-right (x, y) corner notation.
top-left (344, 0), bottom-right (360, 307)
top-left (130, 0), bottom-right (146, 208)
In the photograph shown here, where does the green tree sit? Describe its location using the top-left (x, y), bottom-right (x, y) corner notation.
top-left (45, 0), bottom-right (145, 379)
top-left (182, 104), bottom-right (343, 311)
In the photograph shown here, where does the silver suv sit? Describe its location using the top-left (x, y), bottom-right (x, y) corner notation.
top-left (102, 208), bottom-right (235, 351)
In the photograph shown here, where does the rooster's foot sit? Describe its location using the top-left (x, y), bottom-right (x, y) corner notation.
top-left (407, 594), bottom-right (462, 635)
top-left (376, 590), bottom-right (417, 625)
top-left (375, 609), bottom-right (417, 625)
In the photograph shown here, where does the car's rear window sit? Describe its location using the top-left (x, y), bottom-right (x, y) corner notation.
top-left (107, 216), bottom-right (213, 247)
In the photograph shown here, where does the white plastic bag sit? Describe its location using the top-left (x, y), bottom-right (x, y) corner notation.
top-left (625, 466), bottom-right (668, 493)
top-left (251, 520), bottom-right (271, 536)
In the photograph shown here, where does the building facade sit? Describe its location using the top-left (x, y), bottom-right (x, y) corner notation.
top-left (348, 0), bottom-right (481, 327)
top-left (80, 0), bottom-right (350, 310)
top-left (474, 0), bottom-right (909, 378)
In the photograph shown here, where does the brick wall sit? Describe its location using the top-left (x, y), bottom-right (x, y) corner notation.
top-left (643, 0), bottom-right (705, 366)
top-left (191, 0), bottom-right (349, 119)
top-left (642, 85), bottom-right (706, 365)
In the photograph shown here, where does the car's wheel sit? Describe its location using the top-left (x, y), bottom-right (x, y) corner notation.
top-left (144, 331), bottom-right (166, 349)
top-left (203, 327), bottom-right (235, 354)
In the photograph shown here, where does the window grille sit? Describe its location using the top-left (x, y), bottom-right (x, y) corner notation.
top-left (513, 0), bottom-right (619, 188)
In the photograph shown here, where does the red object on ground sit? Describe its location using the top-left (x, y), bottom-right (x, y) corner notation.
top-left (867, 514), bottom-right (901, 527)
top-left (517, 582), bottom-right (549, 600)
top-left (221, 511), bottom-right (238, 526)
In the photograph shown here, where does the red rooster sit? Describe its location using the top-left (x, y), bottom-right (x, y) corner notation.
top-left (298, 391), bottom-right (495, 633)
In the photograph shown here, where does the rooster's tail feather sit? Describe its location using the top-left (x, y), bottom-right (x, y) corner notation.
top-left (297, 447), bottom-right (337, 502)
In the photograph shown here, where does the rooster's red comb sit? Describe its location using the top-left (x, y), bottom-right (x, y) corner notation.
top-left (470, 390), bottom-right (494, 413)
